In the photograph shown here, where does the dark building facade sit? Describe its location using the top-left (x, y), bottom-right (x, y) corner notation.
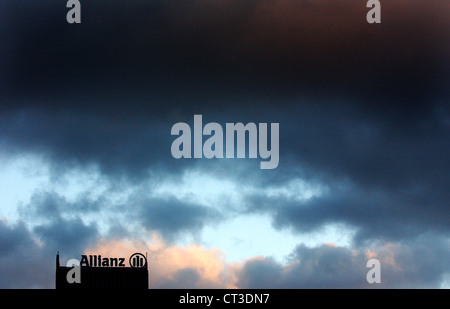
top-left (56, 253), bottom-right (149, 289)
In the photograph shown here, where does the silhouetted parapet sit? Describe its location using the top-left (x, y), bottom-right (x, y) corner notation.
top-left (56, 253), bottom-right (148, 289)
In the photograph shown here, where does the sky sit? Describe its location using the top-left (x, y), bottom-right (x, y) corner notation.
top-left (0, 0), bottom-right (449, 288)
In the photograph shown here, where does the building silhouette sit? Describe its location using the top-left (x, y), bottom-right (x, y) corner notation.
top-left (56, 253), bottom-right (148, 289)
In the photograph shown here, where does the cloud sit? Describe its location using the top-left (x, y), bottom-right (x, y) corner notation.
top-left (1, 0), bottom-right (448, 186)
top-left (1, 1), bottom-right (447, 113)
top-left (19, 192), bottom-right (101, 258)
top-left (0, 218), bottom-right (448, 288)
top-left (249, 181), bottom-right (450, 243)
top-left (0, 220), bottom-right (34, 256)
top-left (236, 236), bottom-right (450, 289)
top-left (138, 198), bottom-right (221, 240)
top-left (0, 220), bottom-right (53, 288)
top-left (81, 236), bottom-right (450, 289)
top-left (21, 190), bottom-right (102, 219)
top-left (0, 110), bottom-right (175, 179)
top-left (34, 217), bottom-right (99, 257)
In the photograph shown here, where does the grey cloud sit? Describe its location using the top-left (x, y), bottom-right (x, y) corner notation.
top-left (236, 236), bottom-right (450, 288)
top-left (19, 187), bottom-right (223, 243)
top-left (138, 198), bottom-right (221, 240)
top-left (0, 221), bottom-right (53, 288)
top-left (246, 178), bottom-right (450, 243)
top-left (21, 191), bottom-right (102, 219)
top-left (34, 217), bottom-right (99, 257)
top-left (0, 221), bottom-right (34, 256)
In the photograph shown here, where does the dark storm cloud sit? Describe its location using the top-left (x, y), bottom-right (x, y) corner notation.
top-left (0, 109), bottom-right (178, 179)
top-left (0, 0), bottom-right (448, 256)
top-left (236, 236), bottom-right (450, 288)
top-left (1, 0), bottom-right (447, 117)
top-left (243, 107), bottom-right (450, 242)
top-left (224, 101), bottom-right (449, 243)
top-left (270, 189), bottom-right (450, 244)
top-left (1, 0), bottom-right (447, 157)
